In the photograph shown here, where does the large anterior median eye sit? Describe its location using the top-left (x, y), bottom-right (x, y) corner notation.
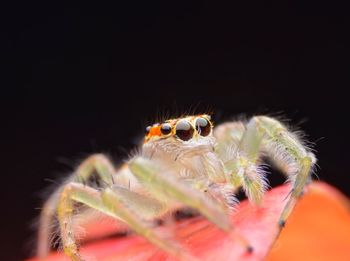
top-left (195, 117), bottom-right (211, 136)
top-left (175, 120), bottom-right (194, 141)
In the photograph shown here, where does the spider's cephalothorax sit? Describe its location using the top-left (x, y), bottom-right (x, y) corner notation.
top-left (37, 114), bottom-right (316, 261)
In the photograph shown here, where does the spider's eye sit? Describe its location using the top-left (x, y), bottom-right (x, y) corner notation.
top-left (175, 120), bottom-right (194, 141)
top-left (195, 117), bottom-right (211, 137)
top-left (160, 123), bottom-right (172, 135)
top-left (145, 126), bottom-right (151, 135)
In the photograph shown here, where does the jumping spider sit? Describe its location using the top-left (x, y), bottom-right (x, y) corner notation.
top-left (37, 114), bottom-right (316, 261)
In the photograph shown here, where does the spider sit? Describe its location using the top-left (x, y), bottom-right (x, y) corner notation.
top-left (37, 114), bottom-right (316, 261)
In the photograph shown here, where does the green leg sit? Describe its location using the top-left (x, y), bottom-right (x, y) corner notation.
top-left (56, 182), bottom-right (198, 261)
top-left (37, 154), bottom-right (117, 258)
top-left (37, 190), bottom-right (61, 258)
top-left (213, 121), bottom-right (245, 164)
top-left (222, 119), bottom-right (268, 205)
top-left (129, 157), bottom-right (252, 251)
top-left (245, 116), bottom-right (315, 227)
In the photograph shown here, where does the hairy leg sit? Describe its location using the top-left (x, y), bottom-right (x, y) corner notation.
top-left (37, 154), bottom-right (117, 258)
top-left (129, 156), bottom-right (252, 251)
top-left (240, 116), bottom-right (315, 226)
top-left (213, 120), bottom-right (267, 204)
top-left (56, 182), bottom-right (198, 261)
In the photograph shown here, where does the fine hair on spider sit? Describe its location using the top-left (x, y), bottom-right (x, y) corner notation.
top-left (37, 112), bottom-right (317, 261)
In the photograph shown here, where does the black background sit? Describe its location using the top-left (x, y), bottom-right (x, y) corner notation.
top-left (2, 1), bottom-right (349, 261)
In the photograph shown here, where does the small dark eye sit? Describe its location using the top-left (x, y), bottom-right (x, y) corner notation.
top-left (160, 123), bottom-right (172, 135)
top-left (145, 126), bottom-right (151, 135)
top-left (195, 117), bottom-right (211, 136)
top-left (175, 120), bottom-right (194, 141)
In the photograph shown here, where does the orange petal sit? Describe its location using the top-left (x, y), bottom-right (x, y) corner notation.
top-left (27, 182), bottom-right (350, 261)
top-left (266, 182), bottom-right (350, 261)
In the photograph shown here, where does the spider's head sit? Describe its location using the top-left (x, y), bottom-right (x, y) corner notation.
top-left (142, 114), bottom-right (215, 160)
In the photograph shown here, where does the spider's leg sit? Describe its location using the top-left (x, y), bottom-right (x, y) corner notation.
top-left (214, 120), bottom-right (267, 204)
top-left (235, 117), bottom-right (268, 204)
top-left (38, 154), bottom-right (117, 258)
top-left (37, 190), bottom-right (61, 258)
top-left (129, 156), bottom-right (252, 252)
top-left (56, 182), bottom-right (198, 261)
top-left (240, 116), bottom-right (315, 227)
